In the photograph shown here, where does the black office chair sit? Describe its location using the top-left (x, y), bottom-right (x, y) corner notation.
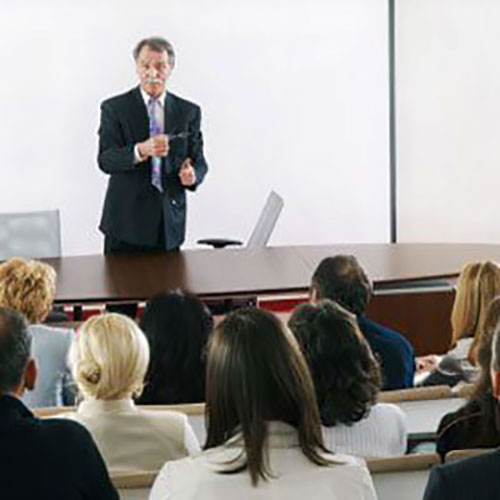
top-left (198, 190), bottom-right (284, 249)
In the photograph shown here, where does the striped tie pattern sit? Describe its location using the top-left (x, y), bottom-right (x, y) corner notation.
top-left (147, 98), bottom-right (163, 192)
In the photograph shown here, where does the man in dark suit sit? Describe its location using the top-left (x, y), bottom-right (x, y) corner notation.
top-left (310, 255), bottom-right (415, 390)
top-left (98, 36), bottom-right (208, 253)
top-left (423, 323), bottom-right (500, 499)
top-left (0, 307), bottom-right (118, 500)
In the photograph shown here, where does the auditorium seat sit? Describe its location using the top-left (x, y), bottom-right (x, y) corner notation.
top-left (111, 470), bottom-right (157, 500)
top-left (367, 453), bottom-right (440, 500)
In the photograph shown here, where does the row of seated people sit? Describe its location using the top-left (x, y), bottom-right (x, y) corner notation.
top-left (2, 300), bottom-right (500, 499)
top-left (0, 255), bottom-right (500, 497)
top-left (1, 254), bottom-right (500, 457)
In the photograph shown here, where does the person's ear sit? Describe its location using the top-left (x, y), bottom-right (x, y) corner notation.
top-left (309, 286), bottom-right (318, 304)
top-left (491, 369), bottom-right (500, 400)
top-left (24, 358), bottom-right (37, 391)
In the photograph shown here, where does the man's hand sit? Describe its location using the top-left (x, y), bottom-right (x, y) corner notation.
top-left (179, 158), bottom-right (196, 187)
top-left (137, 134), bottom-right (169, 159)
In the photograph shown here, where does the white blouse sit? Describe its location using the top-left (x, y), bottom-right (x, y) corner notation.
top-left (61, 399), bottom-right (200, 472)
top-left (150, 421), bottom-right (377, 500)
top-left (322, 403), bottom-right (407, 457)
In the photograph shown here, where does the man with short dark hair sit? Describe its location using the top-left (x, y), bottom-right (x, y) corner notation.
top-left (98, 36), bottom-right (208, 254)
top-left (310, 255), bottom-right (415, 389)
top-left (423, 324), bottom-right (500, 499)
top-left (0, 307), bottom-right (118, 500)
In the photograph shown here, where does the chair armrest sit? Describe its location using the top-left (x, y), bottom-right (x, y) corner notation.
top-left (197, 238), bottom-right (243, 249)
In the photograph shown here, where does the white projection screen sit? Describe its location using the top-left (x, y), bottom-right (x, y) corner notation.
top-left (397, 0), bottom-right (500, 243)
top-left (0, 0), bottom-right (390, 256)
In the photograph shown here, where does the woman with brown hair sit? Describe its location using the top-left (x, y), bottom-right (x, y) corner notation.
top-left (150, 307), bottom-right (376, 500)
top-left (289, 300), bottom-right (407, 457)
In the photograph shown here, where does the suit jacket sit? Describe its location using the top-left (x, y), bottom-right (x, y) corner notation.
top-left (98, 87), bottom-right (208, 250)
top-left (423, 449), bottom-right (500, 500)
top-left (61, 398), bottom-right (200, 472)
top-left (0, 395), bottom-right (118, 500)
top-left (357, 316), bottom-right (415, 390)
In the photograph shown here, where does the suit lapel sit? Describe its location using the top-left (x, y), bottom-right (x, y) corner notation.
top-left (164, 92), bottom-right (178, 135)
top-left (131, 86), bottom-right (150, 140)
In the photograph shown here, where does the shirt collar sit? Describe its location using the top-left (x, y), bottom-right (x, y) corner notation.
top-left (77, 398), bottom-right (137, 415)
top-left (139, 86), bottom-right (167, 107)
top-left (225, 421), bottom-right (300, 449)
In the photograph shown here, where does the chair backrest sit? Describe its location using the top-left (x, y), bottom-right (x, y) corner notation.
top-left (445, 448), bottom-right (495, 462)
top-left (379, 385), bottom-right (453, 403)
top-left (0, 210), bottom-right (61, 260)
top-left (367, 453), bottom-right (440, 500)
top-left (246, 191), bottom-right (284, 248)
top-left (111, 470), bottom-right (158, 500)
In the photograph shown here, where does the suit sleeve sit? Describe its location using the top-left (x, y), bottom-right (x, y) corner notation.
top-left (97, 101), bottom-right (138, 174)
top-left (186, 105), bottom-right (208, 191)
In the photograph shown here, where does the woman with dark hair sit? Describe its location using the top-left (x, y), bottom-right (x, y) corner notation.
top-left (150, 307), bottom-right (376, 500)
top-left (288, 300), bottom-right (407, 457)
top-left (138, 291), bottom-right (213, 405)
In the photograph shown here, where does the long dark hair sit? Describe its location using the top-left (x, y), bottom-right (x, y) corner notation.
top-left (288, 300), bottom-right (381, 426)
top-left (138, 291), bottom-right (213, 404)
top-left (204, 307), bottom-right (332, 486)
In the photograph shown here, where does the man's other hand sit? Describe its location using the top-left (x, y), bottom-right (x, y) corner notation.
top-left (179, 158), bottom-right (196, 186)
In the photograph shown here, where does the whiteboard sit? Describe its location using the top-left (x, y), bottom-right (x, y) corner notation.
top-left (0, 0), bottom-right (390, 255)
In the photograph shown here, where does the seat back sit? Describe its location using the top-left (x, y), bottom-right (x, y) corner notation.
top-left (111, 470), bottom-right (157, 500)
top-left (367, 453), bottom-right (439, 500)
top-left (246, 191), bottom-right (284, 248)
top-left (0, 210), bottom-right (61, 259)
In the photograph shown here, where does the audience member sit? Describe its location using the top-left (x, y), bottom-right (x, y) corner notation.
top-left (423, 321), bottom-right (500, 499)
top-left (150, 307), bottom-right (377, 500)
top-left (0, 307), bottom-right (118, 500)
top-left (0, 257), bottom-right (74, 407)
top-left (420, 261), bottom-right (500, 387)
top-left (138, 290), bottom-right (213, 404)
top-left (289, 300), bottom-right (407, 457)
top-left (310, 255), bottom-right (415, 389)
top-left (436, 295), bottom-right (500, 459)
top-left (62, 313), bottom-right (200, 472)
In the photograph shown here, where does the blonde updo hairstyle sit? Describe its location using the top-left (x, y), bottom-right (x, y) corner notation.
top-left (69, 313), bottom-right (150, 400)
top-left (0, 257), bottom-right (56, 324)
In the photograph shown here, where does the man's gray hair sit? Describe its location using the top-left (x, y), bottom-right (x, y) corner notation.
top-left (492, 322), bottom-right (500, 371)
top-left (0, 307), bottom-right (31, 393)
top-left (133, 37), bottom-right (176, 68)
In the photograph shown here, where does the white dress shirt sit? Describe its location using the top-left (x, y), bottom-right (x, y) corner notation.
top-left (134, 87), bottom-right (167, 163)
top-left (322, 403), bottom-right (407, 457)
top-left (150, 421), bottom-right (377, 500)
top-left (61, 399), bottom-right (200, 472)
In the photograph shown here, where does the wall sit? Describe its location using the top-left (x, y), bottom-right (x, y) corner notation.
top-left (397, 0), bottom-right (500, 243)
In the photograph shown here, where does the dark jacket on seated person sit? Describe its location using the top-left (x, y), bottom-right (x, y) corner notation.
top-left (357, 315), bottom-right (415, 390)
top-left (0, 395), bottom-right (118, 500)
top-left (423, 449), bottom-right (500, 500)
top-left (436, 391), bottom-right (500, 460)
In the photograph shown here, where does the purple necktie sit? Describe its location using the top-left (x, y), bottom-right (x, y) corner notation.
top-left (147, 98), bottom-right (163, 192)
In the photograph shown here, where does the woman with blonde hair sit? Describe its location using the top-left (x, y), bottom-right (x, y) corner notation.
top-left (0, 257), bottom-right (74, 407)
top-left (420, 260), bottom-right (500, 387)
top-left (63, 313), bottom-right (200, 472)
top-left (436, 295), bottom-right (500, 458)
top-left (150, 307), bottom-right (376, 500)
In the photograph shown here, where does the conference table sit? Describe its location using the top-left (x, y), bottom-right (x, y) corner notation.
top-left (47, 243), bottom-right (500, 304)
